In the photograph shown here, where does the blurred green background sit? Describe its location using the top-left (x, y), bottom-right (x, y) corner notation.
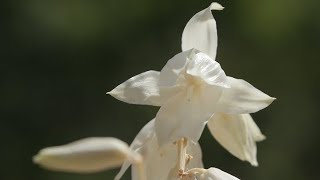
top-left (1, 0), bottom-right (320, 179)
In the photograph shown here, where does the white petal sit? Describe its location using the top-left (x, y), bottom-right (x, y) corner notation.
top-left (159, 50), bottom-right (191, 87)
top-left (182, 2), bottom-right (224, 60)
top-left (215, 77), bottom-right (275, 114)
top-left (108, 70), bottom-right (168, 106)
top-left (246, 115), bottom-right (266, 142)
top-left (155, 91), bottom-right (209, 146)
top-left (166, 141), bottom-right (203, 180)
top-left (199, 168), bottom-right (239, 180)
top-left (130, 120), bottom-right (155, 150)
top-left (207, 113), bottom-right (265, 166)
top-left (186, 141), bottom-right (204, 169)
top-left (115, 122), bottom-right (204, 180)
top-left (142, 137), bottom-right (203, 180)
top-left (142, 136), bottom-right (177, 180)
top-left (33, 137), bottom-right (131, 173)
top-left (187, 52), bottom-right (230, 88)
top-left (115, 120), bottom-right (155, 180)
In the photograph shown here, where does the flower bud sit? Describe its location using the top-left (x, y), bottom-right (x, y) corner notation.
top-left (33, 137), bottom-right (131, 173)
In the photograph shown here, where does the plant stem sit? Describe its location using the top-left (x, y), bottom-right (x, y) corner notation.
top-left (177, 137), bottom-right (188, 175)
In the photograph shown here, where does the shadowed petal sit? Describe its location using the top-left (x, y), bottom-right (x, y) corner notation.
top-left (155, 91), bottom-right (209, 146)
top-left (207, 113), bottom-right (265, 166)
top-left (115, 120), bottom-right (155, 180)
top-left (116, 119), bottom-right (204, 180)
top-left (187, 141), bottom-right (204, 169)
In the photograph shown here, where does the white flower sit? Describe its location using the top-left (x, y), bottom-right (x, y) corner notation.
top-left (181, 2), bottom-right (270, 166)
top-left (115, 119), bottom-right (203, 180)
top-left (33, 137), bottom-right (140, 173)
top-left (197, 168), bottom-right (240, 180)
top-left (108, 2), bottom-right (274, 146)
top-left (108, 48), bottom-right (274, 146)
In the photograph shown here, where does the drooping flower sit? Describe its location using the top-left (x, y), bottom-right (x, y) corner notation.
top-left (181, 2), bottom-right (271, 166)
top-left (115, 119), bottom-right (203, 180)
top-left (33, 137), bottom-right (145, 179)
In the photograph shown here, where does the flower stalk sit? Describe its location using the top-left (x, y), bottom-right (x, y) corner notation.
top-left (177, 137), bottom-right (188, 178)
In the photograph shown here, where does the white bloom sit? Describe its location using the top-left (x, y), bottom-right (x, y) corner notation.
top-left (207, 114), bottom-right (265, 166)
top-left (108, 2), bottom-right (274, 146)
top-left (33, 137), bottom-right (137, 173)
top-left (198, 168), bottom-right (239, 180)
top-left (109, 49), bottom-right (274, 146)
top-left (181, 2), bottom-right (270, 166)
top-left (115, 119), bottom-right (203, 180)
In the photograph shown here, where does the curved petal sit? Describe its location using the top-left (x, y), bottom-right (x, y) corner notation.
top-left (247, 115), bottom-right (266, 142)
top-left (187, 52), bottom-right (230, 88)
top-left (115, 120), bottom-right (155, 180)
top-left (155, 91), bottom-right (209, 146)
top-left (33, 137), bottom-right (131, 173)
top-left (215, 76), bottom-right (276, 114)
top-left (198, 167), bottom-right (239, 180)
top-left (141, 136), bottom-right (177, 180)
top-left (159, 50), bottom-right (191, 87)
top-left (182, 2), bottom-right (224, 60)
top-left (207, 113), bottom-right (265, 166)
top-left (108, 70), bottom-right (172, 106)
top-left (116, 121), bottom-right (204, 180)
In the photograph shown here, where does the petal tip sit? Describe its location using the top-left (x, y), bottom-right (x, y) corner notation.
top-left (251, 161), bottom-right (259, 167)
top-left (114, 175), bottom-right (121, 180)
top-left (32, 154), bottom-right (41, 164)
top-left (267, 97), bottom-right (277, 104)
top-left (106, 90), bottom-right (120, 99)
top-left (258, 134), bottom-right (267, 141)
top-left (210, 2), bottom-right (224, 11)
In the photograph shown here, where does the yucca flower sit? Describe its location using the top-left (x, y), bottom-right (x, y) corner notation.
top-left (181, 2), bottom-right (270, 166)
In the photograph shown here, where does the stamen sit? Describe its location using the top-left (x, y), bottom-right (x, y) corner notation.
top-left (186, 154), bottom-right (193, 165)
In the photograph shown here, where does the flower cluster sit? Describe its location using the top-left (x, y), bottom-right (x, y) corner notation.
top-left (33, 2), bottom-right (275, 180)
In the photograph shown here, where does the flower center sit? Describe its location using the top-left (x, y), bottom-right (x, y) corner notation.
top-left (184, 73), bottom-right (205, 99)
